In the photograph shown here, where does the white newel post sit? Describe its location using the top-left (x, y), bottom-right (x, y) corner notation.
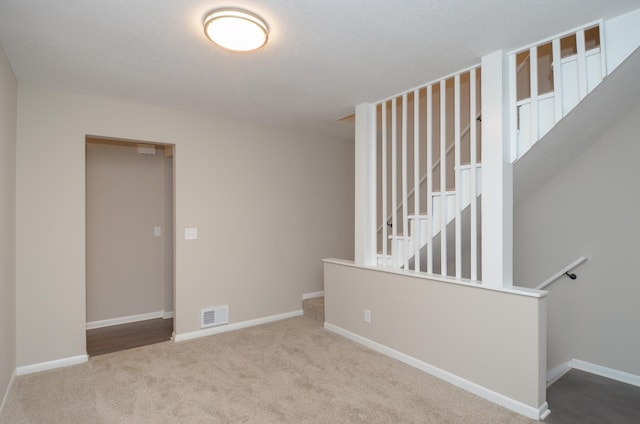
top-left (354, 103), bottom-right (377, 266)
top-left (481, 51), bottom-right (514, 288)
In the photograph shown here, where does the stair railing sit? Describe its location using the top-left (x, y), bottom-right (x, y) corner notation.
top-left (536, 256), bottom-right (588, 290)
top-left (375, 65), bottom-right (481, 281)
top-left (377, 111), bottom-right (482, 234)
top-left (509, 21), bottom-right (606, 162)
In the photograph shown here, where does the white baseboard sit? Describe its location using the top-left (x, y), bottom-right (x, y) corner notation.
top-left (546, 361), bottom-right (572, 387)
top-left (324, 322), bottom-right (547, 420)
top-left (0, 369), bottom-right (17, 415)
top-left (16, 354), bottom-right (88, 376)
top-left (570, 359), bottom-right (640, 388)
top-left (163, 311), bottom-right (174, 319)
top-left (86, 310), bottom-right (166, 330)
top-left (302, 291), bottom-right (324, 300)
top-left (546, 359), bottom-right (640, 389)
top-left (174, 310), bottom-right (304, 342)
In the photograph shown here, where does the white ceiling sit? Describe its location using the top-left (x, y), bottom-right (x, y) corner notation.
top-left (0, 0), bottom-right (638, 140)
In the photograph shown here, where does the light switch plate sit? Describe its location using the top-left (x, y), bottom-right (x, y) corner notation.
top-left (154, 226), bottom-right (162, 237)
top-left (185, 227), bottom-right (198, 240)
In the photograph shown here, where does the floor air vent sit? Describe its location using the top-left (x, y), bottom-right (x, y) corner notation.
top-left (201, 305), bottom-right (229, 328)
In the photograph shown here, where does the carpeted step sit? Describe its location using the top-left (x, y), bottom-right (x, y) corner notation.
top-left (302, 297), bottom-right (324, 322)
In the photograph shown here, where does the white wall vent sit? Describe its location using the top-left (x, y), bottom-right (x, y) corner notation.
top-left (201, 305), bottom-right (229, 328)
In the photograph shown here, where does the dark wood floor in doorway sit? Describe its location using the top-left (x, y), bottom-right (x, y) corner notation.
top-left (546, 369), bottom-right (640, 424)
top-left (87, 318), bottom-right (173, 357)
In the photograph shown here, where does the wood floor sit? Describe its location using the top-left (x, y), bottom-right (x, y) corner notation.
top-left (546, 369), bottom-right (640, 423)
top-left (86, 318), bottom-right (173, 357)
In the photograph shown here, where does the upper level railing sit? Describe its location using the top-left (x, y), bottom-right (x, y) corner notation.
top-left (509, 21), bottom-right (606, 162)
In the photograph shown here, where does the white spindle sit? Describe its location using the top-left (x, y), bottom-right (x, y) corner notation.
top-left (529, 46), bottom-right (539, 148)
top-left (552, 38), bottom-right (563, 123)
top-left (439, 79), bottom-right (447, 276)
top-left (402, 94), bottom-right (409, 270)
top-left (413, 89), bottom-right (420, 272)
top-left (469, 68), bottom-right (478, 281)
top-left (598, 21), bottom-right (607, 78)
top-left (576, 29), bottom-right (588, 100)
top-left (454, 74), bottom-right (462, 279)
top-left (391, 98), bottom-right (398, 267)
top-left (509, 54), bottom-right (518, 163)
top-left (381, 102), bottom-right (388, 264)
top-left (426, 85), bottom-right (433, 274)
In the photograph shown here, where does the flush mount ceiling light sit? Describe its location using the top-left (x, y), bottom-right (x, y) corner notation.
top-left (203, 8), bottom-right (268, 52)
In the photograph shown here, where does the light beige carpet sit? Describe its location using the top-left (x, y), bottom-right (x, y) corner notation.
top-left (0, 317), bottom-right (537, 423)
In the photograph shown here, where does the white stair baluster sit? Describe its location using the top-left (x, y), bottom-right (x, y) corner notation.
top-left (381, 102), bottom-right (388, 265)
top-left (454, 74), bottom-right (462, 279)
top-left (391, 98), bottom-right (398, 267)
top-left (470, 67), bottom-right (479, 281)
top-left (439, 79), bottom-right (447, 276)
top-left (576, 29), bottom-right (588, 100)
top-left (413, 89), bottom-right (421, 272)
top-left (529, 46), bottom-right (539, 149)
top-left (402, 94), bottom-right (410, 270)
top-left (552, 38), bottom-right (563, 124)
top-left (426, 84), bottom-right (434, 274)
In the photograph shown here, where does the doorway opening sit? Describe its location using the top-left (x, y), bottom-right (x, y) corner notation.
top-left (85, 136), bottom-right (175, 356)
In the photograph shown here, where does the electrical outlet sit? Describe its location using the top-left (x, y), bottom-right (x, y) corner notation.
top-left (364, 309), bottom-right (371, 323)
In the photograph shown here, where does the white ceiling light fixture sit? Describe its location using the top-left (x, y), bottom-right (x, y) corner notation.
top-left (203, 8), bottom-right (269, 52)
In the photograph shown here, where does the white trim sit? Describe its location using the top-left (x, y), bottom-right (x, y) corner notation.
top-left (324, 322), bottom-right (548, 420)
top-left (546, 361), bottom-right (572, 387)
top-left (86, 310), bottom-right (164, 330)
top-left (539, 404), bottom-right (551, 420)
top-left (163, 311), bottom-right (174, 319)
top-left (546, 359), bottom-right (640, 388)
top-left (16, 355), bottom-right (88, 376)
top-left (571, 359), bottom-right (640, 388)
top-left (0, 369), bottom-right (17, 415)
top-left (174, 310), bottom-right (303, 342)
top-left (302, 291), bottom-right (324, 300)
top-left (323, 258), bottom-right (547, 299)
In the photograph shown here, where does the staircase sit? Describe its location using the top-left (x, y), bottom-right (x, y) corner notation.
top-left (361, 12), bottom-right (640, 284)
top-left (376, 164), bottom-right (481, 271)
top-left (370, 65), bottom-right (482, 280)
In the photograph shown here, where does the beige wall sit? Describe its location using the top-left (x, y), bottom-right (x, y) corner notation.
top-left (514, 104), bottom-right (640, 375)
top-left (0, 42), bottom-right (17, 405)
top-left (85, 141), bottom-right (169, 322)
top-left (16, 85), bottom-right (354, 367)
top-left (324, 261), bottom-right (547, 413)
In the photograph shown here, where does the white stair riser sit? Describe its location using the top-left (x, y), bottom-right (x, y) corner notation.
top-left (378, 165), bottom-right (481, 267)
